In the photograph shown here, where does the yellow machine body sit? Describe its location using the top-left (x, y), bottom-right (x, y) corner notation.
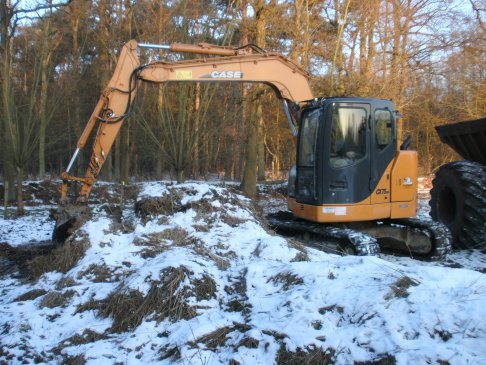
top-left (288, 151), bottom-right (418, 223)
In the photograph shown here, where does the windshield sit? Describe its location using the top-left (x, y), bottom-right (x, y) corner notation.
top-left (329, 105), bottom-right (367, 168)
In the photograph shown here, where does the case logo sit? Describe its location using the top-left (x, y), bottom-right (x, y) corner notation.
top-left (200, 71), bottom-right (243, 79)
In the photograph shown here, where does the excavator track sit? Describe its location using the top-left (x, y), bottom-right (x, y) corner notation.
top-left (267, 211), bottom-right (381, 256)
top-left (267, 211), bottom-right (451, 260)
top-left (352, 217), bottom-right (452, 260)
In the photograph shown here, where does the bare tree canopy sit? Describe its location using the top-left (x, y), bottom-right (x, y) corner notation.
top-left (0, 0), bottom-right (484, 212)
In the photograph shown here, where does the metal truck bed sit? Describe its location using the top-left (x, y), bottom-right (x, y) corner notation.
top-left (435, 117), bottom-right (486, 165)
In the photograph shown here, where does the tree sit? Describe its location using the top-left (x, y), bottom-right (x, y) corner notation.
top-left (38, 7), bottom-right (63, 178)
top-left (0, 0), bottom-right (71, 214)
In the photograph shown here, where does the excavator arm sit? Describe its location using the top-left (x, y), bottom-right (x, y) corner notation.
top-left (54, 40), bottom-right (312, 241)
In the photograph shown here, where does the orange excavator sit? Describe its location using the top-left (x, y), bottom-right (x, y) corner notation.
top-left (53, 40), bottom-right (451, 259)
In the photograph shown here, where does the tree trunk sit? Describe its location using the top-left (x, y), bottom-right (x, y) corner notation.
top-left (240, 115), bottom-right (258, 198)
top-left (257, 100), bottom-right (266, 182)
top-left (241, 0), bottom-right (272, 195)
top-left (121, 120), bottom-right (130, 184)
top-left (0, 1), bottom-right (16, 201)
top-left (38, 0), bottom-right (54, 178)
top-left (331, 0), bottom-right (351, 96)
top-left (16, 166), bottom-right (24, 216)
top-left (193, 82), bottom-right (201, 178)
top-left (39, 53), bottom-right (49, 178)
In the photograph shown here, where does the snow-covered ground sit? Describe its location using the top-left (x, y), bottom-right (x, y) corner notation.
top-left (0, 181), bottom-right (485, 364)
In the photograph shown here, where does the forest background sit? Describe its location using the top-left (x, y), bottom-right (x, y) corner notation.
top-left (1, 0), bottom-right (484, 211)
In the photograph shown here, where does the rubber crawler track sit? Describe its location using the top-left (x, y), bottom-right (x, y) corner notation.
top-left (267, 212), bottom-right (451, 260)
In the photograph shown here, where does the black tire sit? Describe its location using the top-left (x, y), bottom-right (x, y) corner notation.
top-left (429, 161), bottom-right (486, 249)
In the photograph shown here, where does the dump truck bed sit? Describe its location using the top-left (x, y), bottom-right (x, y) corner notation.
top-left (435, 117), bottom-right (486, 165)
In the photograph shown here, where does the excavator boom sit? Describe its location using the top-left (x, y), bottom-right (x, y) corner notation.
top-left (53, 40), bottom-right (312, 241)
top-left (61, 40), bottom-right (312, 202)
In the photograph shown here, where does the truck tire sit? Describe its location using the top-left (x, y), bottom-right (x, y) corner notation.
top-left (429, 161), bottom-right (486, 249)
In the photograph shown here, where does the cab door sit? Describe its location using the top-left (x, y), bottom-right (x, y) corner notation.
top-left (321, 102), bottom-right (371, 204)
top-left (295, 108), bottom-right (321, 204)
top-left (370, 104), bottom-right (396, 204)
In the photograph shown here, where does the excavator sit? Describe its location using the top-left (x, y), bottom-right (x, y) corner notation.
top-left (53, 40), bottom-right (451, 260)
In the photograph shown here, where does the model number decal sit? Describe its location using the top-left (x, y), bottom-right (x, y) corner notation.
top-left (200, 71), bottom-right (244, 79)
top-left (376, 188), bottom-right (389, 195)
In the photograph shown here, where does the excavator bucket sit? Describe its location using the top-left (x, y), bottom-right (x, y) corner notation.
top-left (51, 204), bottom-right (91, 243)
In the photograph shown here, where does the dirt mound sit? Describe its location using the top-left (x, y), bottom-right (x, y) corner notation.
top-left (0, 182), bottom-right (307, 363)
top-left (2, 182), bottom-right (482, 365)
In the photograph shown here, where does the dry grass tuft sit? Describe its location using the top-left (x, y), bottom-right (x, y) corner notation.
top-left (98, 204), bottom-right (135, 234)
top-left (224, 270), bottom-right (252, 316)
top-left (269, 271), bottom-right (304, 290)
top-left (63, 329), bottom-right (106, 346)
top-left (384, 276), bottom-right (419, 300)
top-left (60, 354), bottom-right (86, 365)
top-left (56, 277), bottom-right (77, 289)
top-left (133, 233), bottom-right (169, 258)
top-left (192, 274), bottom-right (217, 301)
top-left (133, 228), bottom-right (202, 259)
top-left (227, 299), bottom-right (245, 312)
top-left (52, 329), bottom-right (107, 356)
top-left (94, 266), bottom-right (198, 333)
top-left (159, 227), bottom-right (197, 246)
top-left (190, 326), bottom-right (233, 349)
top-left (90, 183), bottom-right (140, 204)
top-left (236, 336), bottom-right (260, 349)
top-left (191, 198), bottom-right (219, 218)
top-left (194, 246), bottom-right (230, 271)
top-left (148, 267), bottom-right (198, 323)
top-left (191, 322), bottom-right (251, 350)
top-left (77, 263), bottom-right (124, 283)
top-left (262, 329), bottom-right (288, 341)
top-left (312, 320), bottom-right (323, 330)
top-left (134, 228), bottom-right (227, 267)
top-left (136, 245), bottom-right (167, 259)
top-left (99, 289), bottom-right (145, 333)
top-left (291, 251), bottom-right (310, 262)
top-left (134, 189), bottom-right (184, 220)
top-left (28, 235), bottom-right (90, 281)
top-left (39, 290), bottom-right (75, 309)
top-left (139, 227), bottom-right (197, 246)
top-left (221, 213), bottom-right (246, 227)
top-left (318, 305), bottom-right (344, 315)
top-left (75, 298), bottom-right (105, 314)
top-left (192, 224), bottom-right (210, 232)
top-left (158, 345), bottom-right (181, 361)
top-left (14, 289), bottom-right (47, 302)
top-left (286, 239), bottom-right (310, 262)
top-left (276, 344), bottom-right (335, 365)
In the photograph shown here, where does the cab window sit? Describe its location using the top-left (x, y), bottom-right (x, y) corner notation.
top-left (298, 109), bottom-right (320, 166)
top-left (374, 109), bottom-right (393, 150)
top-left (329, 105), bottom-right (367, 168)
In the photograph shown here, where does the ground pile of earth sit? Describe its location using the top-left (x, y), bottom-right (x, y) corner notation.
top-left (0, 181), bottom-right (485, 364)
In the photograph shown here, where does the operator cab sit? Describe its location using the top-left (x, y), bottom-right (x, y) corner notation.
top-left (290, 97), bottom-right (397, 206)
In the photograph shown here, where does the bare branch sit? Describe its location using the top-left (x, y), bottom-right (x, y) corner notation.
top-left (469, 0), bottom-right (485, 30)
top-left (15, 0), bottom-right (73, 15)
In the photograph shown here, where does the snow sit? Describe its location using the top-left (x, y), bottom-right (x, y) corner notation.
top-left (0, 206), bottom-right (54, 246)
top-left (0, 181), bottom-right (485, 364)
